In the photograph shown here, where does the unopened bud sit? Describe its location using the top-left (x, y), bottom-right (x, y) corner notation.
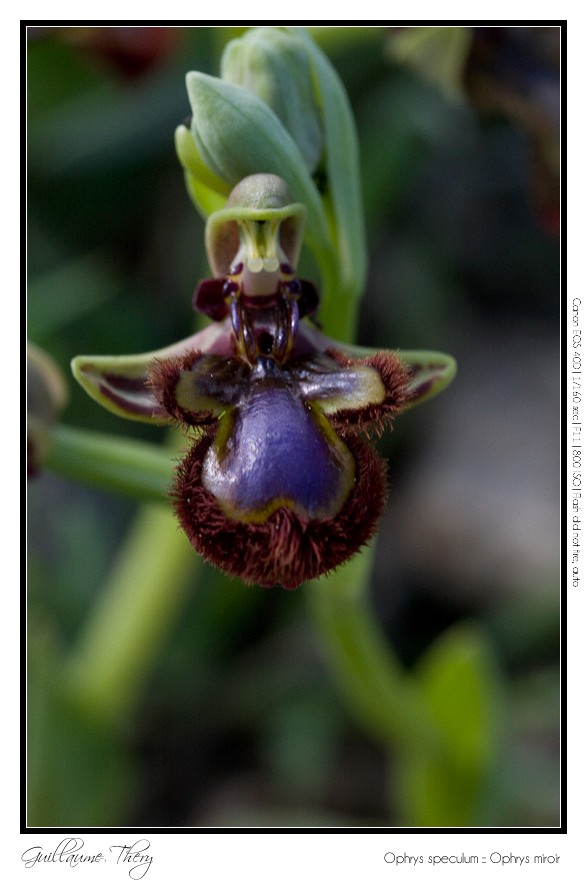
top-left (221, 27), bottom-right (323, 173)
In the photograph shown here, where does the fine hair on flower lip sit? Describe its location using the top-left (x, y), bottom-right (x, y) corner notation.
top-left (171, 430), bottom-right (389, 589)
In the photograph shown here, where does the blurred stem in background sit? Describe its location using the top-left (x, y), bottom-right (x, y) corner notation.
top-left (62, 504), bottom-right (196, 729)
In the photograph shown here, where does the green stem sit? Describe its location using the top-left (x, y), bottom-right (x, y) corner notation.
top-left (47, 427), bottom-right (197, 730)
top-left (307, 549), bottom-right (440, 754)
top-left (46, 423), bottom-right (174, 502)
top-left (308, 204), bottom-right (443, 773)
top-left (317, 254), bottom-right (360, 344)
top-left (62, 503), bottom-right (197, 729)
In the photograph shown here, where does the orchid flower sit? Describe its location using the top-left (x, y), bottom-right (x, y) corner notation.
top-left (73, 174), bottom-right (455, 587)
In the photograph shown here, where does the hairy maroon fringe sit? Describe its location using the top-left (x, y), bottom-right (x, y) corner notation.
top-left (325, 348), bottom-right (411, 435)
top-left (172, 433), bottom-right (388, 589)
top-left (147, 350), bottom-right (216, 426)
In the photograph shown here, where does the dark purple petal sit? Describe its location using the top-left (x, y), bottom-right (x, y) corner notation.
top-left (193, 277), bottom-right (231, 320)
top-left (148, 351), bottom-right (251, 425)
top-left (291, 348), bottom-right (410, 433)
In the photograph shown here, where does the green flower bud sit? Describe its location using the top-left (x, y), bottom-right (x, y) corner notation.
top-left (221, 26), bottom-right (324, 173)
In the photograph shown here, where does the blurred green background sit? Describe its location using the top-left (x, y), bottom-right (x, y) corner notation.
top-left (27, 25), bottom-right (560, 828)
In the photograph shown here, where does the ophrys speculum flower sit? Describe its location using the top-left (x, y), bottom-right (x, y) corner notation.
top-left (72, 174), bottom-right (455, 587)
top-left (147, 317), bottom-right (409, 587)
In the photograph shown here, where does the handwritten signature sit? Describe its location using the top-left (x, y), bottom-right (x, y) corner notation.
top-left (21, 838), bottom-right (153, 880)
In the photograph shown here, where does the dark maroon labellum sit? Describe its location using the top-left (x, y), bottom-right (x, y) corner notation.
top-left (148, 341), bottom-right (410, 588)
top-left (173, 431), bottom-right (388, 589)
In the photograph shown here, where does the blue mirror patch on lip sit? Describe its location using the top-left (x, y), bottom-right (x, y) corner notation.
top-left (202, 377), bottom-right (355, 522)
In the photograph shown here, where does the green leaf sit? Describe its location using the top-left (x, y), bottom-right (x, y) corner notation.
top-left (395, 623), bottom-right (502, 826)
top-left (417, 624), bottom-right (499, 774)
